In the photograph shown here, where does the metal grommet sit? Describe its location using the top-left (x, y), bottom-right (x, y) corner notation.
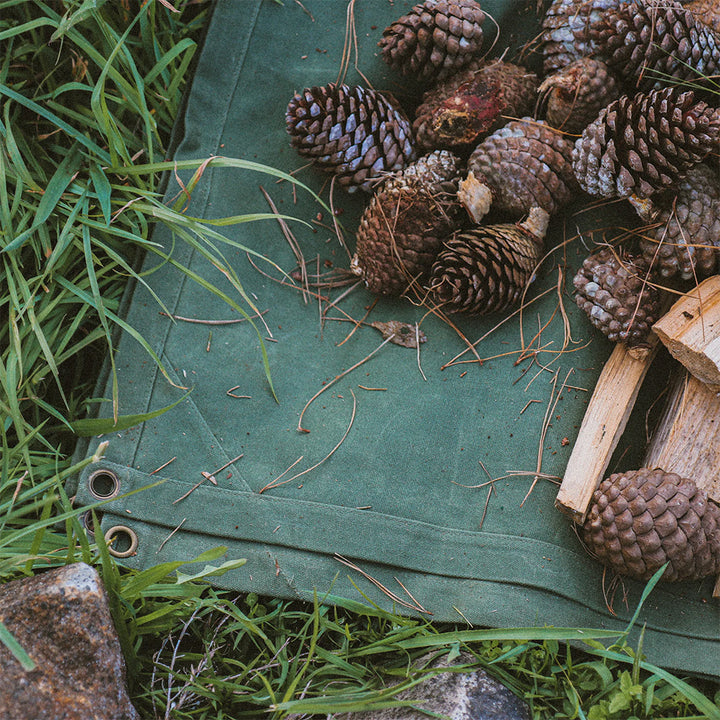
top-left (104, 525), bottom-right (138, 558)
top-left (80, 510), bottom-right (103, 536)
top-left (87, 469), bottom-right (120, 500)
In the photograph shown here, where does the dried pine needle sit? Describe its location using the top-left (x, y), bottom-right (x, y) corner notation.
top-left (260, 390), bottom-right (357, 493)
top-left (297, 337), bottom-right (393, 432)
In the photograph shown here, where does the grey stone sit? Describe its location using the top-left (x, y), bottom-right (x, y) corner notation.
top-left (0, 562), bottom-right (139, 720)
top-left (336, 651), bottom-right (530, 720)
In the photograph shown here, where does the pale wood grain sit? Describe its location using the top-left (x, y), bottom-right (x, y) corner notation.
top-left (653, 275), bottom-right (720, 390)
top-left (555, 341), bottom-right (658, 522)
top-left (644, 370), bottom-right (720, 503)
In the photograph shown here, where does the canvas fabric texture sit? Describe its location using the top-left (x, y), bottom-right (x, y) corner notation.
top-left (71, 0), bottom-right (720, 677)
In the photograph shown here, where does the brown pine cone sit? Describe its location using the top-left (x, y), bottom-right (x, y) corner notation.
top-left (465, 118), bottom-right (579, 220)
top-left (285, 83), bottom-right (415, 193)
top-left (631, 164), bottom-right (720, 280)
top-left (378, 0), bottom-right (486, 83)
top-left (573, 247), bottom-right (661, 346)
top-left (539, 58), bottom-right (620, 134)
top-left (572, 88), bottom-right (720, 199)
top-left (582, 467), bottom-right (720, 581)
top-left (413, 60), bottom-right (539, 152)
top-left (586, 0), bottom-right (720, 92)
top-left (351, 150), bottom-right (462, 296)
top-left (687, 0), bottom-right (720, 33)
top-left (427, 207), bottom-right (550, 314)
top-left (541, 0), bottom-right (625, 74)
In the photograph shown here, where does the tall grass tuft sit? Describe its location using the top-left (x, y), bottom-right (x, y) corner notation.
top-left (0, 2), bottom-right (718, 719)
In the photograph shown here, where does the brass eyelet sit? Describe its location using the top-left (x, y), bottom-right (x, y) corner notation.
top-left (104, 525), bottom-right (138, 558)
top-left (87, 469), bottom-right (120, 500)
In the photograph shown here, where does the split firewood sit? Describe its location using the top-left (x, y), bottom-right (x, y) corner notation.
top-left (555, 339), bottom-right (658, 523)
top-left (652, 275), bottom-right (720, 391)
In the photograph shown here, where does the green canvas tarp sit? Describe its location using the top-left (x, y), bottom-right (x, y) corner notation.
top-left (70, 0), bottom-right (720, 677)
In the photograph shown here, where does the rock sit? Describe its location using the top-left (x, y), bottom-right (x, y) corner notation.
top-left (336, 651), bottom-right (530, 720)
top-left (0, 562), bottom-right (139, 720)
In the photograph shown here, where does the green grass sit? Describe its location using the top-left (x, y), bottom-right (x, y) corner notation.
top-left (0, 1), bottom-right (718, 718)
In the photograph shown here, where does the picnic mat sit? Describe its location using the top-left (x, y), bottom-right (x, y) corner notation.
top-left (70, 0), bottom-right (720, 676)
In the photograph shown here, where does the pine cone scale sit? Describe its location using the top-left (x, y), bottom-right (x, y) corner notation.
top-left (583, 468), bottom-right (720, 581)
top-left (286, 83), bottom-right (415, 193)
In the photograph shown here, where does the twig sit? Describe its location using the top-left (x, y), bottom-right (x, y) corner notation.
top-left (337, 297), bottom-right (376, 346)
top-left (172, 473), bottom-right (214, 505)
top-left (478, 485), bottom-right (493, 531)
top-left (334, 553), bottom-right (432, 615)
top-left (441, 285), bottom-right (556, 369)
top-left (260, 184), bottom-right (310, 302)
top-left (150, 457), bottom-right (176, 475)
top-left (260, 390), bottom-right (357, 493)
top-left (211, 454), bottom-right (244, 476)
top-left (226, 386), bottom-right (251, 399)
top-left (261, 456), bottom-right (304, 492)
top-left (156, 518), bottom-right (187, 554)
top-left (520, 368), bottom-right (574, 507)
top-left (297, 336), bottom-right (393, 432)
top-left (416, 323), bottom-right (427, 381)
top-left (160, 309), bottom-right (268, 325)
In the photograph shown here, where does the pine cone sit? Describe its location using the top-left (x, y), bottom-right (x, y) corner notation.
top-left (285, 83), bottom-right (415, 193)
top-left (539, 58), bottom-right (620, 134)
top-left (351, 150), bottom-right (462, 296)
top-left (587, 0), bottom-right (720, 92)
top-left (632, 164), bottom-right (720, 280)
top-left (541, 0), bottom-right (625, 74)
top-left (413, 60), bottom-right (539, 152)
top-left (378, 0), bottom-right (486, 83)
top-left (428, 207), bottom-right (550, 314)
top-left (582, 467), bottom-right (720, 581)
top-left (572, 88), bottom-right (720, 199)
top-left (687, 0), bottom-right (720, 33)
top-left (573, 247), bottom-right (661, 345)
top-left (465, 118), bottom-right (579, 220)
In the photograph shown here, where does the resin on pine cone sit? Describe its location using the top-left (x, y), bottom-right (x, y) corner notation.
top-left (582, 467), bottom-right (720, 581)
top-left (285, 83), bottom-right (415, 193)
top-left (585, 0), bottom-right (720, 92)
top-left (631, 164), bottom-right (720, 280)
top-left (538, 58), bottom-right (620, 134)
top-left (540, 0), bottom-right (625, 74)
top-left (573, 247), bottom-right (661, 346)
top-left (351, 150), bottom-right (462, 296)
top-left (572, 88), bottom-right (720, 199)
top-left (427, 207), bottom-right (550, 315)
top-left (413, 60), bottom-right (539, 152)
top-left (378, 0), bottom-right (486, 83)
top-left (464, 118), bottom-right (579, 221)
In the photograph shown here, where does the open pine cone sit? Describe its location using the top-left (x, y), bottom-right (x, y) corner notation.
top-left (585, 0), bottom-right (720, 92)
top-left (428, 207), bottom-right (550, 315)
top-left (572, 88), bottom-right (720, 199)
top-left (285, 83), bottom-right (415, 193)
top-left (351, 150), bottom-right (462, 296)
top-left (583, 468), bottom-right (720, 582)
top-left (465, 118), bottom-right (579, 221)
top-left (573, 247), bottom-right (661, 346)
top-left (631, 164), bottom-right (720, 280)
top-left (539, 58), bottom-right (620, 134)
top-left (378, 0), bottom-right (486, 83)
top-left (541, 0), bottom-right (623, 74)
